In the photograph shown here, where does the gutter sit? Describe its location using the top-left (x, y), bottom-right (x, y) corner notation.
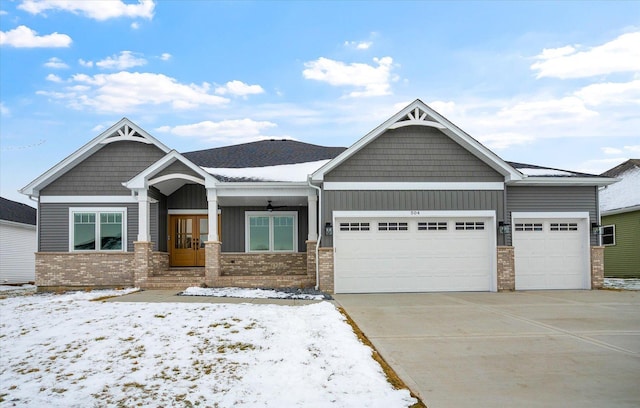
top-left (307, 176), bottom-right (322, 290)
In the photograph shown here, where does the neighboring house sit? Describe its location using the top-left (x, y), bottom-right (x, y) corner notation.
top-left (0, 197), bottom-right (37, 284)
top-left (20, 99), bottom-right (615, 293)
top-left (599, 159), bottom-right (640, 278)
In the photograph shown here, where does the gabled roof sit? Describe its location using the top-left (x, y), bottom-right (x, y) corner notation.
top-left (507, 162), bottom-right (600, 178)
top-left (183, 139), bottom-right (346, 168)
top-left (601, 159), bottom-right (640, 177)
top-left (311, 99), bottom-right (523, 182)
top-left (20, 118), bottom-right (171, 198)
top-left (0, 197), bottom-right (36, 225)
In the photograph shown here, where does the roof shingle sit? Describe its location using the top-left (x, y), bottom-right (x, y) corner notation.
top-left (0, 197), bottom-right (37, 225)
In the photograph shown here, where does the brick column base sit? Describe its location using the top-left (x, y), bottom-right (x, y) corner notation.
top-left (134, 241), bottom-right (153, 288)
top-left (318, 247), bottom-right (334, 293)
top-left (306, 240), bottom-right (317, 286)
top-left (204, 241), bottom-right (222, 287)
top-left (590, 246), bottom-right (605, 289)
top-left (497, 246), bottom-right (515, 291)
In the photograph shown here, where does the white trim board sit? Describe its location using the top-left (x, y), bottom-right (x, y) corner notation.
top-left (324, 182), bottom-right (504, 191)
top-left (333, 210), bottom-right (496, 219)
top-left (41, 196), bottom-right (138, 203)
top-left (511, 212), bottom-right (590, 220)
top-left (168, 209), bottom-right (208, 215)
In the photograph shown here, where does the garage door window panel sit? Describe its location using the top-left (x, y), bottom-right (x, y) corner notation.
top-left (378, 222), bottom-right (408, 231)
top-left (515, 223), bottom-right (543, 232)
top-left (418, 222), bottom-right (447, 231)
top-left (550, 223), bottom-right (578, 231)
top-left (340, 222), bottom-right (370, 231)
top-left (455, 221), bottom-right (485, 230)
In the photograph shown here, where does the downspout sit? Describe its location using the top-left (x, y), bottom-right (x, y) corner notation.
top-left (307, 176), bottom-right (321, 290)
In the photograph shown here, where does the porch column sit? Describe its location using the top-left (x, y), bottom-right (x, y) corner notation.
top-left (206, 188), bottom-right (218, 241)
top-left (137, 189), bottom-right (150, 242)
top-left (308, 192), bottom-right (318, 241)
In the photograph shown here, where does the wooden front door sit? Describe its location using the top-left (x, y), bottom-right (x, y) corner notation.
top-left (169, 215), bottom-right (208, 267)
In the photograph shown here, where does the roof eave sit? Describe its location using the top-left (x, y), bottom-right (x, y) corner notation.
top-left (601, 204), bottom-right (640, 216)
top-left (508, 177), bottom-right (617, 187)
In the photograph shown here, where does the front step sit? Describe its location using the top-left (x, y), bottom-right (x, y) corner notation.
top-left (156, 268), bottom-right (205, 277)
top-left (141, 276), bottom-right (206, 290)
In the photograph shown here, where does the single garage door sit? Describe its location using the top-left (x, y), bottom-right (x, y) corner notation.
top-left (512, 216), bottom-right (589, 290)
top-left (333, 214), bottom-right (495, 293)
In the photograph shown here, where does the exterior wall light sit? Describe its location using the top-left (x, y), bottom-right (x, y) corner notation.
top-left (324, 222), bottom-right (333, 236)
top-left (591, 222), bottom-right (601, 234)
top-left (498, 221), bottom-right (511, 234)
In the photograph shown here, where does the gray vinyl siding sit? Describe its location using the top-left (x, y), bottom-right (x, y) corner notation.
top-left (220, 206), bottom-right (309, 253)
top-left (39, 203), bottom-right (139, 252)
top-left (41, 141), bottom-right (166, 196)
top-left (168, 184), bottom-right (207, 209)
top-left (148, 187), bottom-right (167, 252)
top-left (321, 190), bottom-right (504, 246)
top-left (325, 127), bottom-right (503, 182)
top-left (506, 186), bottom-right (599, 246)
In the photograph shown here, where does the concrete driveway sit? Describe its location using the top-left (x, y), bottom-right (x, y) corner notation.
top-left (334, 290), bottom-right (640, 408)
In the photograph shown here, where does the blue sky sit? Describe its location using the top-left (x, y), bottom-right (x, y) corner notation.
top-left (1, 0), bottom-right (639, 206)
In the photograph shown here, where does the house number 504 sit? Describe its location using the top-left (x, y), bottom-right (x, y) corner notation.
top-left (410, 211), bottom-right (420, 215)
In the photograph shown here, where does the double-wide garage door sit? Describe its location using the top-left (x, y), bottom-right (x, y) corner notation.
top-left (512, 215), bottom-right (590, 290)
top-left (334, 213), bottom-right (495, 293)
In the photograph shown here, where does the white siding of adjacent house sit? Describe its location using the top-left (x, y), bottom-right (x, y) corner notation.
top-left (0, 220), bottom-right (36, 284)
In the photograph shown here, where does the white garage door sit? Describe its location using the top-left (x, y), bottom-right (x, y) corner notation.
top-left (333, 213), bottom-right (495, 293)
top-left (513, 216), bottom-right (589, 290)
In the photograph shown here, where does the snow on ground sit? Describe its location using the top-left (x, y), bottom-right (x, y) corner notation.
top-left (180, 286), bottom-right (327, 300)
top-left (604, 278), bottom-right (640, 291)
top-left (0, 290), bottom-right (415, 407)
top-left (0, 284), bottom-right (37, 297)
top-left (202, 159), bottom-right (330, 182)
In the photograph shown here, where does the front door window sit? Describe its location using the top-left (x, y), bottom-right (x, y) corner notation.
top-left (170, 215), bottom-right (207, 267)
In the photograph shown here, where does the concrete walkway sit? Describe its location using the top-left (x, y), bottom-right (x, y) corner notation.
top-left (335, 290), bottom-right (640, 408)
top-left (105, 289), bottom-right (322, 305)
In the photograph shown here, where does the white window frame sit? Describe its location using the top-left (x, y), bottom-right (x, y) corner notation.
top-left (69, 207), bottom-right (127, 252)
top-left (245, 211), bottom-right (298, 253)
top-left (601, 225), bottom-right (615, 246)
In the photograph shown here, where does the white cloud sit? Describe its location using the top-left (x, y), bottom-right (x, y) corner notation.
top-left (160, 53), bottom-right (172, 61)
top-left (78, 59), bottom-right (93, 68)
top-left (0, 102), bottom-right (9, 116)
top-left (157, 119), bottom-right (278, 144)
top-left (531, 31), bottom-right (640, 79)
top-left (18, 0), bottom-right (155, 21)
top-left (131, 22), bottom-right (140, 30)
top-left (0, 10), bottom-right (7, 16)
top-left (37, 71), bottom-right (229, 113)
top-left (344, 40), bottom-right (372, 50)
top-left (46, 73), bottom-right (62, 82)
top-left (602, 147), bottom-right (623, 155)
top-left (602, 145), bottom-right (640, 155)
top-left (574, 79), bottom-right (640, 106)
top-left (44, 57), bottom-right (68, 69)
top-left (303, 56), bottom-right (395, 97)
top-left (96, 51), bottom-right (147, 70)
top-left (215, 80), bottom-right (264, 97)
top-left (0, 25), bottom-right (71, 48)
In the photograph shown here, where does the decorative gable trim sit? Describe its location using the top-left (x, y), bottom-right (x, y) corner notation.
top-left (20, 118), bottom-right (171, 198)
top-left (311, 99), bottom-right (522, 183)
top-left (123, 150), bottom-right (218, 195)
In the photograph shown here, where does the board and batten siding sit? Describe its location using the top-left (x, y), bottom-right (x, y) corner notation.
top-left (220, 206), bottom-right (309, 253)
top-left (168, 184), bottom-right (207, 209)
top-left (37, 202), bottom-right (158, 252)
top-left (324, 127), bottom-right (504, 182)
top-left (0, 221), bottom-right (36, 284)
top-left (602, 210), bottom-right (640, 277)
top-left (506, 186), bottom-right (599, 246)
top-left (41, 141), bottom-right (166, 196)
top-left (322, 190), bottom-right (504, 247)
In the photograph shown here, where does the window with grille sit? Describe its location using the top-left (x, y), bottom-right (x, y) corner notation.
top-left (455, 221), bottom-right (485, 231)
top-left (515, 223), bottom-right (543, 232)
top-left (339, 222), bottom-right (370, 231)
top-left (378, 222), bottom-right (408, 231)
top-left (550, 223), bottom-right (578, 231)
top-left (418, 222), bottom-right (447, 231)
top-left (601, 225), bottom-right (615, 246)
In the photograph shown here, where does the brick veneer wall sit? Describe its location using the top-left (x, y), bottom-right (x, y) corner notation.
top-left (150, 252), bottom-right (169, 276)
top-left (36, 252), bottom-right (134, 290)
top-left (590, 246), bottom-right (604, 289)
top-left (220, 253), bottom-right (307, 276)
top-left (318, 247), bottom-right (334, 293)
top-left (497, 246), bottom-right (515, 291)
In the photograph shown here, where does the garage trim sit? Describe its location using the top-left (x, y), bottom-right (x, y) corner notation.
top-left (333, 210), bottom-right (497, 292)
top-left (511, 211), bottom-right (591, 290)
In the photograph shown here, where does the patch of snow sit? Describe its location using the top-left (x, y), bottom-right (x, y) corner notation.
top-left (0, 290), bottom-right (416, 407)
top-left (0, 284), bottom-right (37, 297)
top-left (181, 286), bottom-right (326, 300)
top-left (603, 278), bottom-right (640, 291)
top-left (599, 167), bottom-right (640, 212)
top-left (203, 159), bottom-right (330, 182)
top-left (517, 167), bottom-right (575, 176)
